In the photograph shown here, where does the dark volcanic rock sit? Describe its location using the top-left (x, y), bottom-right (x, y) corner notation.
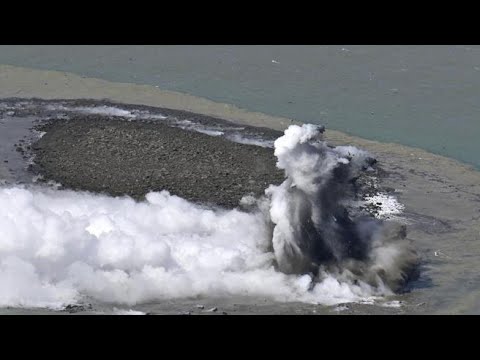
top-left (63, 304), bottom-right (93, 313)
top-left (32, 116), bottom-right (285, 209)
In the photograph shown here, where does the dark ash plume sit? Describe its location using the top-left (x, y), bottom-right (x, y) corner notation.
top-left (266, 124), bottom-right (418, 292)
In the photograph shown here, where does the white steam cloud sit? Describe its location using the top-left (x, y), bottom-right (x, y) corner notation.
top-left (0, 124), bottom-right (416, 310)
top-left (0, 185), bottom-right (382, 309)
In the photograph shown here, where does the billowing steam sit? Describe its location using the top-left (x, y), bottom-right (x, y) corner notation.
top-left (0, 123), bottom-right (417, 310)
top-left (266, 124), bottom-right (418, 291)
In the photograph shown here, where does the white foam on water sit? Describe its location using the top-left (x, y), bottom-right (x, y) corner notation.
top-left (174, 120), bottom-right (226, 137)
top-left (43, 103), bottom-right (168, 120)
top-left (142, 113), bottom-right (167, 120)
top-left (45, 104), bottom-right (136, 118)
top-left (72, 106), bottom-right (136, 118)
top-left (11, 101), bottom-right (273, 148)
top-left (195, 129), bottom-right (224, 136)
top-left (225, 134), bottom-right (274, 148)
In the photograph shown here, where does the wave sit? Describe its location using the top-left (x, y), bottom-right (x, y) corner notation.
top-left (2, 100), bottom-right (276, 149)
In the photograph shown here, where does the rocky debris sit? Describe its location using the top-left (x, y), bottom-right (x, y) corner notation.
top-left (6, 98), bottom-right (386, 216)
top-left (31, 115), bottom-right (285, 209)
top-left (63, 304), bottom-right (93, 313)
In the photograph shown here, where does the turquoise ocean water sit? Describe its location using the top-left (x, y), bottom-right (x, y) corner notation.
top-left (0, 45), bottom-right (479, 167)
